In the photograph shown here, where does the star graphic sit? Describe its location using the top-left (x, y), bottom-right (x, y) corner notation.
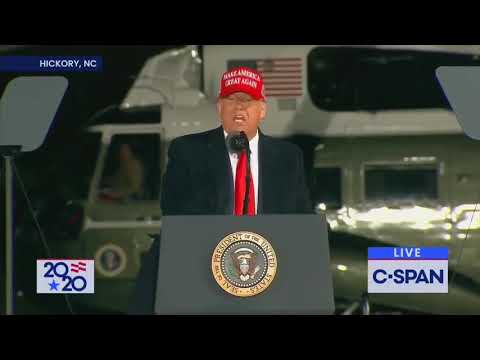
top-left (49, 280), bottom-right (60, 291)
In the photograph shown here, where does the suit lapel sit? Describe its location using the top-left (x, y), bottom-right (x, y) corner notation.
top-left (258, 131), bottom-right (278, 214)
top-left (206, 126), bottom-right (233, 214)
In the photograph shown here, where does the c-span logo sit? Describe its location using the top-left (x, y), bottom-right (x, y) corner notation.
top-left (368, 247), bottom-right (448, 293)
top-left (212, 231), bottom-right (277, 297)
top-left (37, 259), bottom-right (94, 294)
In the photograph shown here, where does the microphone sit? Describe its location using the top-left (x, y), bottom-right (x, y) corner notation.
top-left (226, 131), bottom-right (251, 215)
top-left (226, 131), bottom-right (249, 153)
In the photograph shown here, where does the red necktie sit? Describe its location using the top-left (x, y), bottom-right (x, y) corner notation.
top-left (234, 150), bottom-right (255, 216)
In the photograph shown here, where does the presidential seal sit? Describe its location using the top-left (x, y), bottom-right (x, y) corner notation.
top-left (211, 231), bottom-right (277, 297)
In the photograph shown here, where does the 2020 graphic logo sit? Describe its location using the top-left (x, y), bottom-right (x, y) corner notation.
top-left (36, 260), bottom-right (94, 294)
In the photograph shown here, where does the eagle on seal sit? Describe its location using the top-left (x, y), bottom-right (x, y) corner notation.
top-left (231, 248), bottom-right (261, 282)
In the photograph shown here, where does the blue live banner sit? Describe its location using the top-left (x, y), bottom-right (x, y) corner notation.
top-left (368, 247), bottom-right (449, 293)
top-left (368, 247), bottom-right (449, 260)
top-left (0, 56), bottom-right (102, 72)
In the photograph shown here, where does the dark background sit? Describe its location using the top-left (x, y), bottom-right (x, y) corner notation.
top-left (0, 45), bottom-right (179, 313)
top-left (0, 45), bottom-right (178, 170)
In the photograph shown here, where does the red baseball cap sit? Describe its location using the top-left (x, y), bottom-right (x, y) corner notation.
top-left (219, 66), bottom-right (266, 101)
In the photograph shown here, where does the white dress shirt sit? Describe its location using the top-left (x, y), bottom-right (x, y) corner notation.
top-left (224, 130), bottom-right (259, 214)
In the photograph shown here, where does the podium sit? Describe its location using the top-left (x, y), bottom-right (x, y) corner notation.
top-left (154, 214), bottom-right (334, 315)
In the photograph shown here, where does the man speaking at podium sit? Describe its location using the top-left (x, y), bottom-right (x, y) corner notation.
top-left (162, 66), bottom-right (311, 216)
top-left (129, 66), bottom-right (312, 313)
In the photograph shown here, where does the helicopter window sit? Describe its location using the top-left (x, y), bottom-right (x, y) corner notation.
top-left (307, 47), bottom-right (480, 111)
top-left (97, 134), bottom-right (161, 202)
top-left (364, 164), bottom-right (438, 202)
top-left (311, 167), bottom-right (342, 210)
top-left (59, 131), bottom-right (102, 199)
